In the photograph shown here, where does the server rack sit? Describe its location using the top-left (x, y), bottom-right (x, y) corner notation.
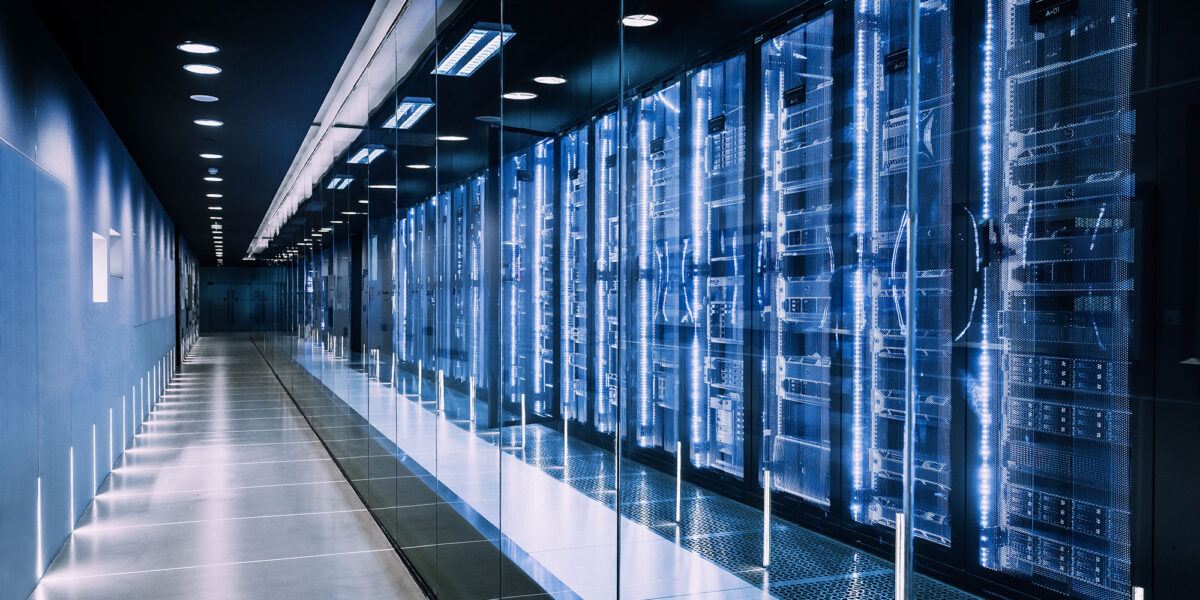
top-left (629, 83), bottom-right (684, 455)
top-left (594, 111), bottom-right (622, 435)
top-left (760, 11), bottom-right (836, 507)
top-left (393, 215), bottom-right (406, 366)
top-left (850, 0), bottom-right (955, 546)
top-left (977, 1), bottom-right (1136, 598)
top-left (561, 126), bottom-right (589, 424)
top-left (467, 173), bottom-right (488, 396)
top-left (501, 139), bottom-right (556, 418)
top-left (689, 55), bottom-right (748, 478)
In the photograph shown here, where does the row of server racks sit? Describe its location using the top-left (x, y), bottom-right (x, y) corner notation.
top-left (317, 1), bottom-right (1140, 599)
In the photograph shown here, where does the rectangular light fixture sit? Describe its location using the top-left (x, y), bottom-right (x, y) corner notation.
top-left (327, 175), bottom-right (354, 190)
top-left (432, 23), bottom-right (514, 77)
top-left (347, 144), bottom-right (387, 164)
top-left (382, 97), bottom-right (434, 129)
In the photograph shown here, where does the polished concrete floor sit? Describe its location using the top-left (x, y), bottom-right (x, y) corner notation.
top-left (31, 336), bottom-right (425, 600)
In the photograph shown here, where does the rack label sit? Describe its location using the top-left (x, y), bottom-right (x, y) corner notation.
top-left (783, 83), bottom-right (807, 108)
top-left (1029, 0), bottom-right (1077, 24)
top-left (708, 114), bottom-right (727, 134)
top-left (885, 48), bottom-right (908, 74)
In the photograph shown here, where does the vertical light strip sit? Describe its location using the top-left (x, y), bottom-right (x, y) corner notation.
top-left (977, 0), bottom-right (997, 567)
top-left (561, 136), bottom-right (572, 421)
top-left (596, 115), bottom-right (611, 432)
top-left (763, 469), bottom-right (772, 566)
top-left (690, 69), bottom-right (708, 465)
top-left (849, 0), bottom-right (871, 516)
top-left (68, 446), bottom-right (74, 531)
top-left (35, 477), bottom-right (43, 579)
top-left (637, 106), bottom-right (652, 442)
top-left (533, 143), bottom-right (546, 403)
top-left (91, 424), bottom-right (97, 497)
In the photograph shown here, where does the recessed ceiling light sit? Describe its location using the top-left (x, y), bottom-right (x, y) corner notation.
top-left (204, 176), bottom-right (223, 182)
top-left (208, 206), bottom-right (223, 210)
top-left (502, 92), bottom-right (537, 100)
top-left (406, 164), bottom-right (431, 170)
top-left (358, 199), bottom-right (369, 204)
top-left (207, 167), bottom-right (219, 175)
top-left (533, 76), bottom-right (567, 85)
top-left (368, 184), bottom-right (397, 189)
top-left (437, 135), bottom-right (469, 142)
top-left (206, 193), bottom-right (223, 198)
top-left (194, 119), bottom-right (223, 127)
top-left (476, 115), bottom-right (501, 124)
top-left (200, 153), bottom-right (222, 159)
top-left (177, 41), bottom-right (219, 54)
top-left (190, 94), bottom-right (219, 103)
top-left (183, 64), bottom-right (221, 75)
top-left (341, 211), bottom-right (360, 216)
top-left (210, 216), bottom-right (222, 220)
top-left (622, 14), bottom-right (659, 27)
top-left (331, 220), bottom-right (345, 224)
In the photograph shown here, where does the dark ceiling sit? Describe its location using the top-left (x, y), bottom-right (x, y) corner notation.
top-left (32, 0), bottom-right (374, 266)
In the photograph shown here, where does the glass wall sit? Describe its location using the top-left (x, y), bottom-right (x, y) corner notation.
top-left (248, 0), bottom-right (1180, 599)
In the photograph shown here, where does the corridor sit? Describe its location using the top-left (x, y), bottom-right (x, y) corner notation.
top-left (31, 336), bottom-right (423, 600)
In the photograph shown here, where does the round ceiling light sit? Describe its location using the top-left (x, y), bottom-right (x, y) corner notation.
top-left (194, 118), bottom-right (223, 127)
top-left (208, 206), bottom-right (223, 210)
top-left (502, 91), bottom-right (538, 100)
top-left (177, 42), bottom-right (220, 54)
top-left (622, 14), bottom-right (660, 27)
top-left (437, 135), bottom-right (469, 142)
top-left (183, 64), bottom-right (222, 75)
top-left (199, 153), bottom-right (223, 159)
top-left (533, 76), bottom-right (567, 85)
top-left (204, 176), bottom-right (223, 182)
top-left (206, 193), bottom-right (223, 198)
top-left (406, 164), bottom-right (431, 170)
top-left (190, 94), bottom-right (219, 103)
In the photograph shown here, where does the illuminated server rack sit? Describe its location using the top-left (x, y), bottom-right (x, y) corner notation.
top-left (501, 139), bottom-right (556, 417)
top-left (689, 55), bottom-right (747, 478)
top-left (593, 112), bottom-right (621, 435)
top-left (759, 12), bottom-right (835, 506)
top-left (441, 184), bottom-right (471, 382)
top-left (978, 1), bottom-right (1136, 598)
top-left (466, 173), bottom-right (488, 394)
top-left (630, 83), bottom-right (684, 454)
top-left (400, 208), bottom-right (418, 364)
top-left (398, 216), bottom-right (412, 364)
top-left (434, 190), bottom-right (452, 378)
top-left (561, 126), bottom-right (589, 424)
top-left (851, 0), bottom-right (954, 545)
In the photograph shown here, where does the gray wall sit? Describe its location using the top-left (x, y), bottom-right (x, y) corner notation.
top-left (0, 1), bottom-right (189, 597)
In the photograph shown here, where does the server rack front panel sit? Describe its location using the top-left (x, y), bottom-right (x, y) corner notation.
top-left (689, 54), bottom-right (748, 479)
top-left (851, 0), bottom-right (955, 546)
top-left (760, 11), bottom-right (836, 508)
top-left (630, 83), bottom-right (684, 456)
top-left (467, 173), bottom-right (488, 394)
top-left (978, 1), bottom-right (1136, 598)
top-left (501, 139), bottom-right (556, 418)
top-left (594, 112), bottom-right (622, 436)
top-left (561, 126), bottom-right (589, 424)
